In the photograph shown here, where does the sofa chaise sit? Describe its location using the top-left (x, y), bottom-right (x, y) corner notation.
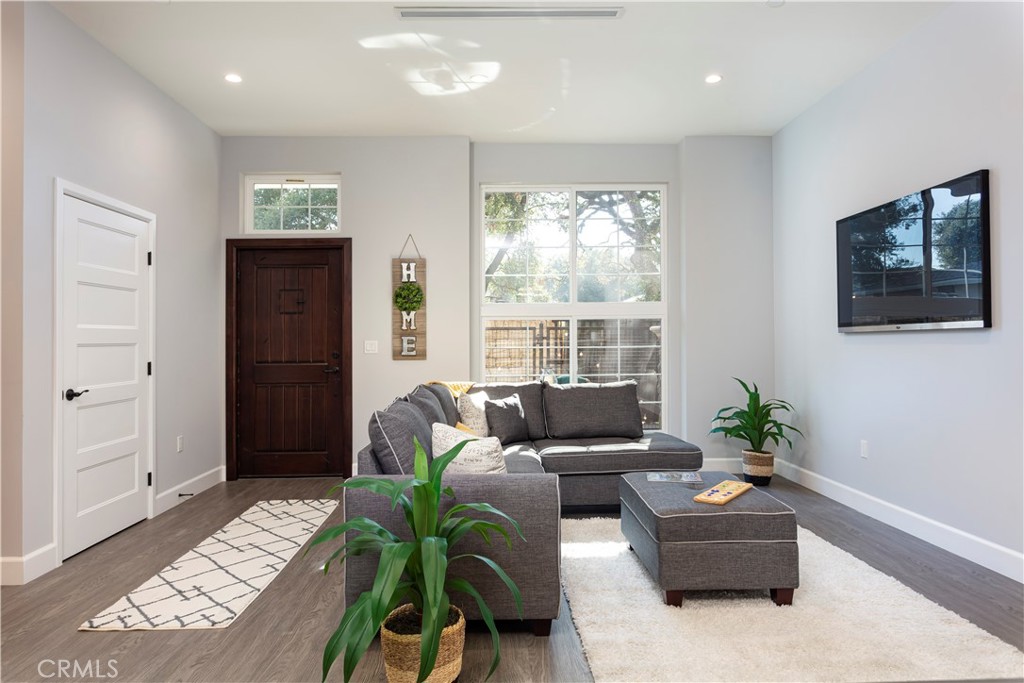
top-left (343, 380), bottom-right (703, 631)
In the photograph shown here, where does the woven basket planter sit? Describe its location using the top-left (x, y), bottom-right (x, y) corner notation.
top-left (742, 450), bottom-right (775, 486)
top-left (380, 604), bottom-right (465, 683)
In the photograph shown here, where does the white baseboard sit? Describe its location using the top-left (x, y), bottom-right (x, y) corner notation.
top-left (701, 457), bottom-right (741, 473)
top-left (774, 459), bottom-right (1024, 583)
top-left (153, 466), bottom-right (225, 516)
top-left (0, 542), bottom-right (59, 585)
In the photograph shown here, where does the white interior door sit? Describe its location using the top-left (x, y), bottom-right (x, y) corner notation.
top-left (61, 193), bottom-right (151, 559)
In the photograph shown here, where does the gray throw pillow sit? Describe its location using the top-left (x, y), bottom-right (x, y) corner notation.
top-left (484, 393), bottom-right (530, 444)
top-left (467, 382), bottom-right (546, 440)
top-left (543, 380), bottom-right (643, 439)
top-left (407, 385), bottom-right (446, 425)
top-left (423, 384), bottom-right (460, 426)
top-left (368, 400), bottom-right (433, 474)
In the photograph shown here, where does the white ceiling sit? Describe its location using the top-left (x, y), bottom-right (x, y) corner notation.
top-left (55, 1), bottom-right (945, 143)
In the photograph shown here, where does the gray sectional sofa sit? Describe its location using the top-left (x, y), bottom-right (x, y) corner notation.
top-left (357, 380), bottom-right (703, 507)
top-left (344, 380), bottom-right (703, 632)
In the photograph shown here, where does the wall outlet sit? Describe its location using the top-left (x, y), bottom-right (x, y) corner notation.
top-left (364, 340), bottom-right (379, 354)
top-left (177, 435), bottom-right (184, 453)
top-left (860, 439), bottom-right (868, 459)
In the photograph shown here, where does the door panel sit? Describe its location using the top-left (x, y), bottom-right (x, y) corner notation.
top-left (232, 243), bottom-right (351, 477)
top-left (62, 195), bottom-right (150, 559)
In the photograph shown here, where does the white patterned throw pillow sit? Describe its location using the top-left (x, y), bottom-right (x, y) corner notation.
top-left (456, 391), bottom-right (489, 437)
top-left (431, 423), bottom-right (507, 475)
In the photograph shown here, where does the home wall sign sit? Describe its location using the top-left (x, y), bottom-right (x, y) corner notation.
top-left (392, 235), bottom-right (426, 360)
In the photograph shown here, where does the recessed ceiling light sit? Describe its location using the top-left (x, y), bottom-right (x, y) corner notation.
top-left (704, 74), bottom-right (723, 85)
top-left (224, 73), bottom-right (243, 84)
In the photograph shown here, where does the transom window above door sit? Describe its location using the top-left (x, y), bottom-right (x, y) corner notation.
top-left (243, 174), bottom-right (341, 234)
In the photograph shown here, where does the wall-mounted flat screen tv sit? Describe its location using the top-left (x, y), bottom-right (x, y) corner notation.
top-left (836, 170), bottom-right (991, 332)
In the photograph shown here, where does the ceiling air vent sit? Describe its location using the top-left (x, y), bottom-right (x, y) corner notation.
top-left (395, 5), bottom-right (624, 20)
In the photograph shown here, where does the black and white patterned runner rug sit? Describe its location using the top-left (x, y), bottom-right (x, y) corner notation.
top-left (80, 499), bottom-right (337, 631)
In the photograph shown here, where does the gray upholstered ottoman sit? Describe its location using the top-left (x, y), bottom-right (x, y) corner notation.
top-left (619, 471), bottom-right (799, 606)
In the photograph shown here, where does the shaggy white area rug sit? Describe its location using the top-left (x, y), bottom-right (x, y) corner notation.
top-left (561, 517), bottom-right (1023, 682)
top-left (81, 499), bottom-right (337, 630)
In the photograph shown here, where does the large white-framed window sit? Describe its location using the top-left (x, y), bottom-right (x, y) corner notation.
top-left (480, 185), bottom-right (666, 429)
top-left (242, 173), bottom-right (341, 234)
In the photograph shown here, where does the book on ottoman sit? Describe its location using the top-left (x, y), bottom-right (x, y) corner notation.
top-left (693, 479), bottom-right (753, 505)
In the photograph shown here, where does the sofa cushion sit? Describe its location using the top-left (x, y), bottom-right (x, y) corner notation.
top-left (457, 392), bottom-right (489, 436)
top-left (501, 442), bottom-right (545, 474)
top-left (534, 432), bottom-right (702, 475)
top-left (423, 383), bottom-right (460, 426)
top-left (467, 382), bottom-right (546, 440)
top-left (432, 423), bottom-right (507, 475)
top-left (484, 394), bottom-right (530, 444)
top-left (368, 400), bottom-right (433, 474)
top-left (543, 381), bottom-right (643, 439)
top-left (407, 385), bottom-right (446, 426)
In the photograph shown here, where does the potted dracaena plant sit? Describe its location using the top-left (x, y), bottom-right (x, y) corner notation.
top-left (709, 378), bottom-right (804, 486)
top-left (309, 438), bottom-right (524, 683)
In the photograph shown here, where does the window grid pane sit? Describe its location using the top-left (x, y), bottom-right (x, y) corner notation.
top-left (248, 176), bottom-right (340, 232)
top-left (483, 316), bottom-right (662, 429)
top-left (576, 190), bottom-right (662, 303)
top-left (483, 319), bottom-right (570, 383)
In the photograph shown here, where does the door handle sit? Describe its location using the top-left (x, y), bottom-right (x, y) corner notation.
top-left (65, 388), bottom-right (90, 401)
top-left (323, 366), bottom-right (340, 374)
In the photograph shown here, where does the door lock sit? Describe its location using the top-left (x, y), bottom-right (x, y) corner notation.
top-left (65, 388), bottom-right (90, 401)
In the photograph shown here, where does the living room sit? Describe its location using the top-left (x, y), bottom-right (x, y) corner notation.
top-left (1, 2), bottom-right (1022, 682)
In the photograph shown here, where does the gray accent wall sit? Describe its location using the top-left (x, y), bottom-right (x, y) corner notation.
top-left (679, 137), bottom-right (775, 462)
top-left (219, 136), bottom-right (472, 449)
top-left (772, 3), bottom-right (1023, 576)
top-left (1, 1), bottom-right (26, 564)
top-left (3, 3), bottom-right (222, 580)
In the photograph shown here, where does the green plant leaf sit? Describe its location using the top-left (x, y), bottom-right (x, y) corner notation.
top-left (307, 517), bottom-right (398, 554)
top-left (416, 537), bottom-right (449, 683)
top-left (370, 542), bottom-right (416, 625)
top-left (427, 440), bottom-right (470, 492)
top-left (413, 437), bottom-right (429, 481)
top-left (447, 577), bottom-right (502, 680)
top-left (337, 477), bottom-right (415, 521)
top-left (322, 591), bottom-right (374, 683)
top-left (320, 533), bottom-right (390, 574)
top-left (440, 503), bottom-right (525, 541)
top-left (452, 519), bottom-right (512, 549)
top-left (450, 553), bottom-right (523, 619)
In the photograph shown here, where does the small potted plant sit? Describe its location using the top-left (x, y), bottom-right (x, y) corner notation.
top-left (310, 438), bottom-right (523, 683)
top-left (709, 378), bottom-right (803, 485)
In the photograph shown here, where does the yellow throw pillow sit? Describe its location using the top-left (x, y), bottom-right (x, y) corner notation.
top-left (455, 422), bottom-right (476, 434)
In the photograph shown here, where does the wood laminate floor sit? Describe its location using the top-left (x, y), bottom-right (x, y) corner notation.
top-left (1, 476), bottom-right (1020, 683)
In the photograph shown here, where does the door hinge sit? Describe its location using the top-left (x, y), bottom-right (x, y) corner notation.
top-left (147, 361), bottom-right (152, 376)
top-left (147, 251), bottom-right (152, 266)
top-left (147, 472), bottom-right (153, 487)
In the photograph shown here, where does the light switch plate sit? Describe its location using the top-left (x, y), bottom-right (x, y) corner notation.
top-left (364, 340), bottom-right (379, 354)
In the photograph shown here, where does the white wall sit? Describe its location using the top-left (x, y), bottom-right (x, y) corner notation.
top-left (773, 2), bottom-right (1023, 580)
top-left (2, 3), bottom-right (223, 583)
top-left (680, 137), bottom-right (775, 464)
top-left (471, 143), bottom-right (684, 434)
top-left (219, 136), bottom-right (471, 454)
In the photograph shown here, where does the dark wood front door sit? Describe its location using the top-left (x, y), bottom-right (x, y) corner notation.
top-left (227, 239), bottom-right (352, 479)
